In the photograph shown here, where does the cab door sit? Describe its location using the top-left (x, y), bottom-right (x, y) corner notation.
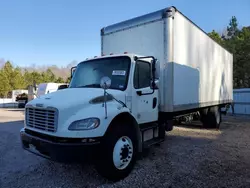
top-left (132, 60), bottom-right (159, 124)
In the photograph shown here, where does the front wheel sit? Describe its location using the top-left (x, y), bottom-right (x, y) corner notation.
top-left (95, 123), bottom-right (137, 181)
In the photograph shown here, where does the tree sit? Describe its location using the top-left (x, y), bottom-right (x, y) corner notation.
top-left (24, 70), bottom-right (43, 87)
top-left (227, 16), bottom-right (239, 38)
top-left (66, 76), bottom-right (71, 84)
top-left (207, 16), bottom-right (250, 89)
top-left (0, 70), bottom-right (11, 97)
top-left (233, 26), bottom-right (250, 88)
top-left (0, 60), bottom-right (73, 97)
top-left (208, 30), bottom-right (224, 45)
top-left (2, 61), bottom-right (13, 84)
top-left (41, 69), bottom-right (56, 82)
top-left (222, 17), bottom-right (250, 88)
top-left (55, 77), bottom-right (64, 83)
top-left (0, 61), bottom-right (26, 91)
top-left (11, 67), bottom-right (25, 89)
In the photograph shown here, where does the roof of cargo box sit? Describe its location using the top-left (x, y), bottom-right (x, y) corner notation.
top-left (101, 6), bottom-right (177, 35)
top-left (101, 6), bottom-right (233, 55)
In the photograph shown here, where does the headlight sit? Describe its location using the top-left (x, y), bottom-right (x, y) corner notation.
top-left (68, 118), bottom-right (100, 130)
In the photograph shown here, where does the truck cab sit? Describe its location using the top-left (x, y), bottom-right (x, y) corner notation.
top-left (69, 53), bottom-right (159, 123)
top-left (20, 53), bottom-right (165, 181)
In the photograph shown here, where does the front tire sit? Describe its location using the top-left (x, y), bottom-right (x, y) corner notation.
top-left (95, 122), bottom-right (137, 181)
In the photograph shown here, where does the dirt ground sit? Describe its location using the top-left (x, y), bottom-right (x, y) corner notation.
top-left (0, 108), bottom-right (250, 188)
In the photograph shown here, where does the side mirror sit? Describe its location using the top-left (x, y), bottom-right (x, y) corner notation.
top-left (100, 76), bottom-right (111, 89)
top-left (71, 66), bottom-right (76, 78)
top-left (150, 80), bottom-right (159, 90)
top-left (151, 79), bottom-right (159, 89)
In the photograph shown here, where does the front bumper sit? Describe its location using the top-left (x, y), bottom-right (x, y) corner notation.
top-left (20, 128), bottom-right (101, 163)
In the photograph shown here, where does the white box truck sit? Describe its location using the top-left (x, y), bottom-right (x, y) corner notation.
top-left (20, 6), bottom-right (233, 181)
top-left (36, 82), bottom-right (69, 97)
top-left (27, 82), bottom-right (69, 102)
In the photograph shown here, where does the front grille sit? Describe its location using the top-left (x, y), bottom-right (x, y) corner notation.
top-left (25, 107), bottom-right (58, 132)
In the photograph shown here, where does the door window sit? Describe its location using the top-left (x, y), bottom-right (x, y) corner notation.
top-left (134, 61), bottom-right (151, 89)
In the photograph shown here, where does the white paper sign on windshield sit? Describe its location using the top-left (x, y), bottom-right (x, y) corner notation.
top-left (112, 70), bottom-right (126, 76)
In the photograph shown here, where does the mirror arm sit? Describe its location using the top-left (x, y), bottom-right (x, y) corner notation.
top-left (71, 66), bottom-right (77, 78)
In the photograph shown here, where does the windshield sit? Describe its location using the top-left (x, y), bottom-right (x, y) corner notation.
top-left (69, 56), bottom-right (131, 91)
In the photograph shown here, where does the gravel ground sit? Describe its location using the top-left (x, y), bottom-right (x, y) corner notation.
top-left (1, 108), bottom-right (250, 188)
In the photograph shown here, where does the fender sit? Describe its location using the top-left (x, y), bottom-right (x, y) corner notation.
top-left (57, 102), bottom-right (137, 138)
top-left (105, 111), bottom-right (142, 153)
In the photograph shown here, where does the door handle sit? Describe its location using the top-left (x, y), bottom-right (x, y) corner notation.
top-left (153, 97), bottom-right (157, 109)
top-left (136, 91), bottom-right (142, 96)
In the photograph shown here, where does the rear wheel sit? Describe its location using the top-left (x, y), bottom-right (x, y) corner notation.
top-left (200, 106), bottom-right (221, 129)
top-left (95, 122), bottom-right (137, 181)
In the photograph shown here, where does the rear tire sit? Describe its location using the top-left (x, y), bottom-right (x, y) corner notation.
top-left (95, 122), bottom-right (137, 181)
top-left (200, 106), bottom-right (221, 129)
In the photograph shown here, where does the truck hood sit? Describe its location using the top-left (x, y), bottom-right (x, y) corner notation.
top-left (27, 88), bottom-right (125, 110)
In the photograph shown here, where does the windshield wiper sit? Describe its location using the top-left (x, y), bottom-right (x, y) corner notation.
top-left (76, 84), bottom-right (101, 88)
top-left (105, 91), bottom-right (127, 108)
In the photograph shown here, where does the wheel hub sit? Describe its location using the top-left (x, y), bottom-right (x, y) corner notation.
top-left (113, 136), bottom-right (133, 170)
top-left (120, 146), bottom-right (129, 160)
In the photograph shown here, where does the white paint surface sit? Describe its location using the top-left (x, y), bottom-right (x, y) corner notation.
top-left (102, 9), bottom-right (233, 112)
top-left (173, 12), bottom-right (233, 108)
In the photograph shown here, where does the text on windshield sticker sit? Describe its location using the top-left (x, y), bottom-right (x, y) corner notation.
top-left (112, 70), bottom-right (126, 76)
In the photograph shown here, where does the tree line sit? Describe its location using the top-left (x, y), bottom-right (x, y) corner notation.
top-left (208, 16), bottom-right (250, 89)
top-left (0, 16), bottom-right (249, 97)
top-left (0, 61), bottom-right (71, 98)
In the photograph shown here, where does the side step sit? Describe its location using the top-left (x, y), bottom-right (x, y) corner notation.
top-left (140, 122), bottom-right (165, 149)
top-left (140, 122), bottom-right (158, 132)
top-left (143, 138), bottom-right (165, 149)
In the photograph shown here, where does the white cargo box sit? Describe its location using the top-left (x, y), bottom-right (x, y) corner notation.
top-left (101, 6), bottom-right (233, 112)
